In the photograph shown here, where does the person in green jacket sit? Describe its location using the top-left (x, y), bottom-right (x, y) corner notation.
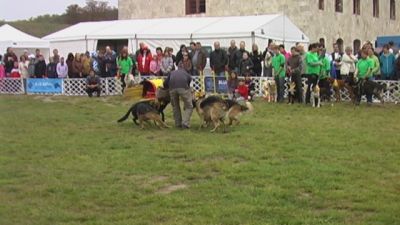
top-left (368, 48), bottom-right (380, 80)
top-left (305, 43), bottom-right (323, 104)
top-left (319, 48), bottom-right (331, 101)
top-left (272, 44), bottom-right (286, 103)
top-left (117, 47), bottom-right (133, 92)
top-left (355, 49), bottom-right (373, 104)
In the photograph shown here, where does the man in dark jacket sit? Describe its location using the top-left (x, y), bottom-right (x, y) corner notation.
top-left (227, 40), bottom-right (238, 72)
top-left (4, 47), bottom-right (18, 76)
top-left (287, 47), bottom-right (303, 103)
top-left (34, 55), bottom-right (47, 78)
top-left (164, 67), bottom-right (193, 129)
top-left (210, 41), bottom-right (228, 76)
top-left (233, 41), bottom-right (249, 73)
top-left (191, 42), bottom-right (207, 76)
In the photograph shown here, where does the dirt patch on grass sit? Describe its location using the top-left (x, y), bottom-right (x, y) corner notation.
top-left (34, 96), bottom-right (58, 103)
top-left (156, 184), bottom-right (187, 194)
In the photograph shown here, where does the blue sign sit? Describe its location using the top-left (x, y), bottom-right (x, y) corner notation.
top-left (27, 79), bottom-right (63, 94)
top-left (204, 77), bottom-right (228, 93)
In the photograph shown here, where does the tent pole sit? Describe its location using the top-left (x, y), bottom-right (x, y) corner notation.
top-left (251, 31), bottom-right (255, 46)
top-left (85, 35), bottom-right (88, 52)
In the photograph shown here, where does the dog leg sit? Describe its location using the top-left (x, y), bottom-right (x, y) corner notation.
top-left (210, 120), bottom-right (220, 133)
top-left (139, 118), bottom-right (145, 129)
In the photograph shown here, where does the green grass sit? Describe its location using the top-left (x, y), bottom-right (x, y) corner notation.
top-left (0, 95), bottom-right (399, 225)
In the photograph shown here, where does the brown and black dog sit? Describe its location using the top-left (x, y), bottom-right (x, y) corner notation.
top-left (117, 100), bottom-right (170, 129)
top-left (194, 95), bottom-right (253, 132)
top-left (328, 77), bottom-right (355, 103)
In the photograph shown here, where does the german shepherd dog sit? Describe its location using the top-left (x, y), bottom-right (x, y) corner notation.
top-left (117, 100), bottom-right (170, 129)
top-left (195, 95), bottom-right (253, 132)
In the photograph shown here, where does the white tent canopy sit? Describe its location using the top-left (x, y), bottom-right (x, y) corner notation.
top-left (43, 14), bottom-right (309, 57)
top-left (0, 24), bottom-right (50, 59)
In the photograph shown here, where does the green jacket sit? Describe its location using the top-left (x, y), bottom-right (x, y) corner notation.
top-left (319, 56), bottom-right (331, 79)
top-left (117, 57), bottom-right (133, 75)
top-left (369, 55), bottom-right (380, 76)
top-left (356, 58), bottom-right (373, 79)
top-left (272, 53), bottom-right (286, 78)
top-left (306, 52), bottom-right (321, 76)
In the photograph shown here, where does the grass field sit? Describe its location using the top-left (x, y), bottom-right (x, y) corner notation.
top-left (0, 95), bottom-right (399, 225)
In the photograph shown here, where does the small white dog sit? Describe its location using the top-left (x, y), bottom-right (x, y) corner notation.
top-left (124, 74), bottom-right (136, 88)
top-left (310, 83), bottom-right (321, 108)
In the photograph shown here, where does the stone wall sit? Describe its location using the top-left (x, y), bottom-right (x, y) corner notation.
top-left (119, 0), bottom-right (400, 50)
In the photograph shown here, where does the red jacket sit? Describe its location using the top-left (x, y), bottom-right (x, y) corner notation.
top-left (236, 84), bottom-right (249, 100)
top-left (137, 53), bottom-right (152, 75)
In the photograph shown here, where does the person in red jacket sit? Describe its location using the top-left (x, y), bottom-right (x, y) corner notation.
top-left (10, 61), bottom-right (21, 78)
top-left (235, 79), bottom-right (249, 100)
top-left (137, 47), bottom-right (152, 75)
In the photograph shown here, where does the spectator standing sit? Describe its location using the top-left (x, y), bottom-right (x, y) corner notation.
top-left (239, 52), bottom-right (253, 76)
top-left (71, 53), bottom-right (83, 78)
top-left (66, 53), bottom-right (74, 78)
top-left (394, 55), bottom-right (400, 80)
top-left (34, 55), bottom-right (47, 78)
top-left (135, 42), bottom-right (145, 58)
top-left (355, 50), bottom-right (373, 104)
top-left (137, 47), bottom-right (152, 75)
top-left (340, 46), bottom-right (358, 83)
top-left (250, 44), bottom-right (263, 76)
top-left (263, 43), bottom-right (274, 77)
top-left (51, 49), bottom-right (60, 64)
top-left (117, 48), bottom-right (133, 92)
top-left (305, 43), bottom-right (322, 104)
top-left (191, 42), bottom-right (207, 76)
top-left (175, 45), bottom-right (188, 66)
top-left (86, 70), bottom-right (102, 97)
top-left (189, 42), bottom-right (196, 56)
top-left (150, 55), bottom-right (161, 76)
top-left (160, 49), bottom-right (174, 76)
top-left (272, 45), bottom-right (286, 103)
top-left (227, 40), bottom-right (238, 72)
top-left (57, 57), bottom-right (68, 78)
top-left (233, 41), bottom-right (248, 73)
top-left (331, 43), bottom-right (343, 79)
top-left (0, 55), bottom-right (5, 79)
top-left (178, 52), bottom-right (192, 73)
top-left (279, 44), bottom-right (291, 61)
top-left (104, 46), bottom-right (117, 77)
top-left (368, 48), bottom-right (380, 80)
top-left (319, 48), bottom-right (332, 100)
top-left (164, 67), bottom-right (193, 129)
top-left (27, 55), bottom-right (36, 77)
top-left (168, 47), bottom-right (177, 70)
top-left (379, 44), bottom-right (396, 80)
top-left (287, 47), bottom-right (303, 103)
top-left (210, 41), bottom-right (228, 76)
top-left (81, 53), bottom-right (91, 77)
top-left (4, 47), bottom-right (18, 76)
top-left (46, 58), bottom-right (58, 78)
top-left (18, 55), bottom-right (29, 79)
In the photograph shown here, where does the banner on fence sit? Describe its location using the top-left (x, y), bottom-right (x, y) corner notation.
top-left (27, 79), bottom-right (63, 94)
top-left (204, 77), bottom-right (228, 93)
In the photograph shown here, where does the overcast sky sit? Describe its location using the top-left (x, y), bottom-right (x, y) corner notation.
top-left (0, 0), bottom-right (118, 21)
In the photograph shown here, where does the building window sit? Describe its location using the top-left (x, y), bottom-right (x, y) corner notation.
top-left (335, 0), bottom-right (343, 12)
top-left (319, 0), bottom-right (324, 10)
top-left (353, 39), bottom-right (361, 54)
top-left (390, 0), bottom-right (396, 20)
top-left (373, 0), bottom-right (379, 17)
top-left (319, 38), bottom-right (325, 48)
top-left (353, 0), bottom-right (361, 15)
top-left (186, 0), bottom-right (206, 15)
top-left (336, 38), bottom-right (344, 53)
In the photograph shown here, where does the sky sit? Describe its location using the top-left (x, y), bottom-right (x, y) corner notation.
top-left (0, 0), bottom-right (118, 21)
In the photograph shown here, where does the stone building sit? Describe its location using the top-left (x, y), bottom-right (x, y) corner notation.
top-left (119, 0), bottom-right (400, 51)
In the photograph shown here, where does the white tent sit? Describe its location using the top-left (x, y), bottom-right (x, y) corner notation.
top-left (43, 14), bottom-right (309, 57)
top-left (0, 24), bottom-right (50, 60)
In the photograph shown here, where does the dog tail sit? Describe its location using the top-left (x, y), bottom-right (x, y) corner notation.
top-left (244, 101), bottom-right (254, 113)
top-left (117, 106), bottom-right (134, 123)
